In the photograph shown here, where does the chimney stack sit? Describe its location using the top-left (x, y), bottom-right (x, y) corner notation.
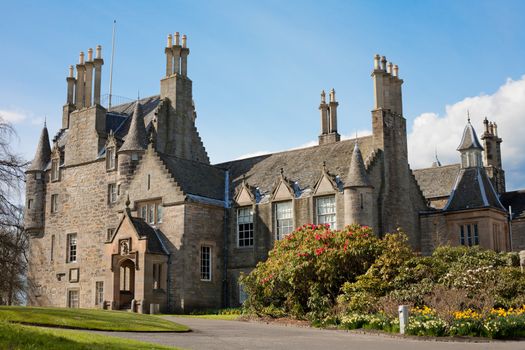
top-left (329, 88), bottom-right (338, 133)
top-left (93, 45), bottom-right (104, 105)
top-left (172, 32), bottom-right (181, 75)
top-left (371, 54), bottom-right (403, 115)
top-left (319, 90), bottom-right (329, 135)
top-left (180, 34), bottom-right (189, 77)
top-left (165, 34), bottom-right (173, 76)
top-left (75, 51), bottom-right (86, 108)
top-left (84, 48), bottom-right (94, 106)
top-left (66, 65), bottom-right (75, 104)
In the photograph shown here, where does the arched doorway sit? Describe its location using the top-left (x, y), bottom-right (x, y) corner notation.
top-left (119, 259), bottom-right (135, 309)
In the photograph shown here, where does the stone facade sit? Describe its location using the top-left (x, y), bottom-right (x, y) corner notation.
top-left (24, 34), bottom-right (525, 312)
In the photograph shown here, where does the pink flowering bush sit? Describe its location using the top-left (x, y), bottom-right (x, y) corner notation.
top-left (240, 224), bottom-right (385, 320)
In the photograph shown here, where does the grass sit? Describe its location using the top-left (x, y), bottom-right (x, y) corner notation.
top-left (0, 306), bottom-right (189, 332)
top-left (0, 321), bottom-right (182, 350)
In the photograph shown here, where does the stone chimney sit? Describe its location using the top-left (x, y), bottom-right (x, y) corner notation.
top-left (75, 51), bottom-right (86, 108)
top-left (318, 88), bottom-right (340, 145)
top-left (371, 54), bottom-right (403, 115)
top-left (84, 48), bottom-right (94, 107)
top-left (93, 45), bottom-right (104, 105)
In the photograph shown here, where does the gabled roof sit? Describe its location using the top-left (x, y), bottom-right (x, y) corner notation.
top-left (444, 166), bottom-right (505, 212)
top-left (346, 142), bottom-right (372, 187)
top-left (413, 164), bottom-right (460, 199)
top-left (457, 121), bottom-right (483, 151)
top-left (501, 190), bottom-right (525, 220)
top-left (129, 217), bottom-right (167, 254)
top-left (216, 136), bottom-right (375, 202)
top-left (158, 152), bottom-right (225, 201)
top-left (28, 125), bottom-right (51, 172)
top-left (119, 101), bottom-right (148, 152)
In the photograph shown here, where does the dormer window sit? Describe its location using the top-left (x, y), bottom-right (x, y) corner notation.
top-left (106, 147), bottom-right (116, 171)
top-left (131, 153), bottom-right (139, 161)
top-left (51, 159), bottom-right (60, 182)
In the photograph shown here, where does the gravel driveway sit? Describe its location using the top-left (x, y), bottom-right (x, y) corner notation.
top-left (90, 316), bottom-right (525, 350)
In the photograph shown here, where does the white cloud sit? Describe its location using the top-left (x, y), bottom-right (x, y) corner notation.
top-left (0, 109), bottom-right (28, 124)
top-left (408, 75), bottom-right (525, 190)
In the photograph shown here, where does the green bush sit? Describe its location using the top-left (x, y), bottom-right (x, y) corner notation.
top-left (240, 224), bottom-right (383, 318)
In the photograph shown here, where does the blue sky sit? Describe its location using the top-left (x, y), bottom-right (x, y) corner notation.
top-left (2, 0), bottom-right (525, 189)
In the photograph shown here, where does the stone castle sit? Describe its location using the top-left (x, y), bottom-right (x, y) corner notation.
top-left (24, 33), bottom-right (525, 313)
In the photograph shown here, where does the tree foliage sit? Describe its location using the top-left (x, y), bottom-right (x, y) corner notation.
top-left (0, 116), bottom-right (27, 305)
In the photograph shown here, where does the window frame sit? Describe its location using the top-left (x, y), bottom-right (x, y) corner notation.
top-left (51, 159), bottom-right (60, 181)
top-left (237, 206), bottom-right (254, 248)
top-left (274, 201), bottom-right (294, 240)
top-left (51, 194), bottom-right (58, 213)
top-left (108, 183), bottom-right (117, 204)
top-left (67, 233), bottom-right (77, 263)
top-left (315, 195), bottom-right (337, 229)
top-left (67, 289), bottom-right (79, 308)
top-left (106, 147), bottom-right (116, 171)
top-left (95, 281), bottom-right (104, 306)
top-left (460, 223), bottom-right (479, 247)
top-left (200, 246), bottom-right (212, 281)
top-left (138, 200), bottom-right (163, 225)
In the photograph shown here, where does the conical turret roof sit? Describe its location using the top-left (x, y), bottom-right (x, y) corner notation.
top-left (27, 124), bottom-right (51, 171)
top-left (119, 101), bottom-right (147, 152)
top-left (457, 121), bottom-right (483, 151)
top-left (346, 142), bottom-right (372, 187)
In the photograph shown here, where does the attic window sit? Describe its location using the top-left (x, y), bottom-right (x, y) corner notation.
top-left (131, 153), bottom-right (139, 161)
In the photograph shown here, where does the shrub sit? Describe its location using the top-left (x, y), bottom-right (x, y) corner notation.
top-left (240, 224), bottom-right (383, 318)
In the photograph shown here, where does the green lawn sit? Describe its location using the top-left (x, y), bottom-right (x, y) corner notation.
top-left (0, 321), bottom-right (182, 350)
top-left (0, 306), bottom-right (189, 332)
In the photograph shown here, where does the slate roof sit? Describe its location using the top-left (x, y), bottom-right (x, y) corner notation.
top-left (444, 166), bottom-right (505, 211)
top-left (159, 152), bottom-right (226, 201)
top-left (412, 164), bottom-right (460, 199)
top-left (28, 125), bottom-right (51, 171)
top-left (457, 121), bottom-right (483, 151)
top-left (130, 216), bottom-right (167, 254)
top-left (51, 95), bottom-right (161, 148)
top-left (501, 190), bottom-right (525, 219)
top-left (119, 101), bottom-right (148, 152)
top-left (216, 136), bottom-right (376, 202)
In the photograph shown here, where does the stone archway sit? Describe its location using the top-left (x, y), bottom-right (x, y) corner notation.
top-left (118, 259), bottom-right (135, 309)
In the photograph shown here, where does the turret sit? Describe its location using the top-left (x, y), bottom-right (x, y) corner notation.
top-left (343, 142), bottom-right (373, 227)
top-left (118, 101), bottom-right (147, 177)
top-left (25, 124), bottom-right (51, 234)
top-left (457, 116), bottom-right (483, 168)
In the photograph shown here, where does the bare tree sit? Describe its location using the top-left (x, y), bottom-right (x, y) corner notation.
top-left (0, 116), bottom-right (28, 305)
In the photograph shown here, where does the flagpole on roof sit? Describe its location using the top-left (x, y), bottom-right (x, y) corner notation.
top-left (108, 20), bottom-right (116, 110)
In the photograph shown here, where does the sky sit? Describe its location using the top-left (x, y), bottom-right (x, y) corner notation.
top-left (1, 0), bottom-right (525, 190)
